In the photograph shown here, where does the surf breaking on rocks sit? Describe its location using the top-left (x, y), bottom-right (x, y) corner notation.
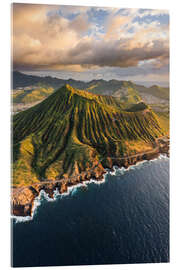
top-left (12, 154), bottom-right (169, 223)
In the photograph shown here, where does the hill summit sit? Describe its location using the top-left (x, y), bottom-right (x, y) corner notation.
top-left (13, 84), bottom-right (164, 186)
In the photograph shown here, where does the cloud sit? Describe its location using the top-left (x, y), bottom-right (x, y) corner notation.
top-left (12, 3), bottom-right (169, 78)
top-left (67, 38), bottom-right (169, 68)
top-left (58, 5), bottom-right (90, 17)
top-left (12, 4), bottom-right (92, 70)
top-left (137, 8), bottom-right (169, 18)
top-left (69, 14), bottom-right (90, 33)
top-left (117, 8), bottom-right (168, 19)
top-left (104, 15), bottom-right (131, 39)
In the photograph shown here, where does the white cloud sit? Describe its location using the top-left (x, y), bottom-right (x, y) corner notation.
top-left (12, 2), bottom-right (169, 86)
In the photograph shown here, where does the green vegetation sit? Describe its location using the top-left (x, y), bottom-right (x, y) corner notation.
top-left (13, 71), bottom-right (169, 102)
top-left (13, 84), bottom-right (165, 186)
top-left (84, 80), bottom-right (169, 102)
top-left (147, 85), bottom-right (169, 100)
top-left (156, 111), bottom-right (169, 135)
top-left (13, 87), bottom-right (54, 104)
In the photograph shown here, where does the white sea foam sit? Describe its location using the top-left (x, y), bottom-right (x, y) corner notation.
top-left (61, 175), bottom-right (107, 197)
top-left (12, 154), bottom-right (169, 223)
top-left (12, 215), bottom-right (33, 223)
top-left (152, 153), bottom-right (169, 161)
top-left (12, 176), bottom-right (108, 223)
top-left (107, 160), bottom-right (147, 177)
top-left (13, 191), bottom-right (42, 223)
top-left (107, 154), bottom-right (169, 177)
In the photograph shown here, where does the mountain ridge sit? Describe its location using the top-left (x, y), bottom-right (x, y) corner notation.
top-left (13, 84), bottom-right (164, 187)
top-left (12, 83), bottom-right (170, 217)
top-left (13, 71), bottom-right (169, 95)
top-left (12, 71), bottom-right (169, 118)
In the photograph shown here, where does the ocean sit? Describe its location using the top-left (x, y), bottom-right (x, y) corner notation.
top-left (12, 156), bottom-right (169, 267)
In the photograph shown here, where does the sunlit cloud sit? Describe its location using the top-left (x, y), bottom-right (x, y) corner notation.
top-left (12, 3), bottom-right (169, 85)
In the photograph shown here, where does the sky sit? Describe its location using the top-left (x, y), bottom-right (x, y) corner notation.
top-left (12, 3), bottom-right (169, 86)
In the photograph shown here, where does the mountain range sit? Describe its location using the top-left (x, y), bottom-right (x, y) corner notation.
top-left (13, 71), bottom-right (169, 101)
top-left (12, 71), bottom-right (169, 113)
top-left (12, 71), bottom-right (169, 133)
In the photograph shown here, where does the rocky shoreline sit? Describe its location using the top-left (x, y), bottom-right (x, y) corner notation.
top-left (11, 137), bottom-right (169, 217)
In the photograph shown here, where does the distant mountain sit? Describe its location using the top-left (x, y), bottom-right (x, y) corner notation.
top-left (148, 85), bottom-right (169, 100)
top-left (12, 71), bottom-right (169, 104)
top-left (13, 86), bottom-right (54, 104)
top-left (12, 71), bottom-right (93, 90)
top-left (12, 71), bottom-right (66, 89)
top-left (13, 84), bottom-right (164, 186)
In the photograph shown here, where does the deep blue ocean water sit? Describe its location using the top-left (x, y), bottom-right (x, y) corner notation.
top-left (12, 157), bottom-right (169, 267)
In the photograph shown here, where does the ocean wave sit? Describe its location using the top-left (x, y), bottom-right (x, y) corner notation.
top-left (107, 153), bottom-right (169, 176)
top-left (61, 175), bottom-right (107, 197)
top-left (107, 161), bottom-right (147, 177)
top-left (12, 154), bottom-right (169, 223)
top-left (12, 174), bottom-right (108, 223)
top-left (13, 192), bottom-right (42, 223)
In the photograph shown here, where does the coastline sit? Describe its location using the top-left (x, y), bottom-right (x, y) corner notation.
top-left (11, 137), bottom-right (169, 220)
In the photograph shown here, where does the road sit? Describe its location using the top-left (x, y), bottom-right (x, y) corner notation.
top-left (12, 135), bottom-right (169, 197)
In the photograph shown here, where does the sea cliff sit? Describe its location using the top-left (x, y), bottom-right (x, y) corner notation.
top-left (12, 137), bottom-right (169, 217)
top-left (12, 85), bottom-right (169, 217)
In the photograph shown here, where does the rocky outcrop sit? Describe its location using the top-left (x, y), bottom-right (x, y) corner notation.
top-left (12, 186), bottom-right (38, 216)
top-left (12, 138), bottom-right (169, 217)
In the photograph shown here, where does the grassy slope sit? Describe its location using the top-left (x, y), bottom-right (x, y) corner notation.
top-left (85, 83), bottom-right (170, 130)
top-left (13, 84), bottom-right (164, 186)
top-left (85, 81), bottom-right (169, 100)
top-left (146, 85), bottom-right (169, 100)
top-left (13, 87), bottom-right (54, 104)
top-left (13, 71), bottom-right (169, 101)
top-left (155, 111), bottom-right (169, 135)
